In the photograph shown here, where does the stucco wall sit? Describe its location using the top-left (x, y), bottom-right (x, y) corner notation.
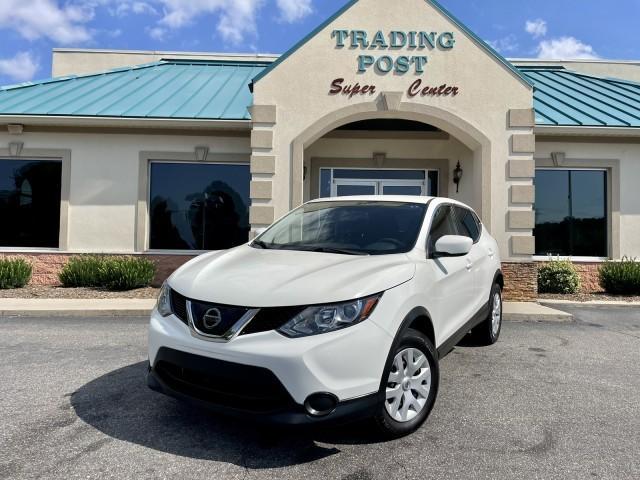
top-left (535, 140), bottom-right (640, 259)
top-left (0, 130), bottom-right (251, 253)
top-left (251, 0), bottom-right (535, 261)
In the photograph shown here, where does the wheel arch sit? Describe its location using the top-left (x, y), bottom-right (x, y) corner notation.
top-left (493, 269), bottom-right (504, 290)
top-left (377, 306), bottom-right (437, 393)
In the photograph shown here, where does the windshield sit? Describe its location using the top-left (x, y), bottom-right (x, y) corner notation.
top-left (253, 201), bottom-right (427, 255)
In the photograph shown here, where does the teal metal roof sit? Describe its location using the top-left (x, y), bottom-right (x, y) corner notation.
top-left (0, 60), bottom-right (269, 120)
top-left (519, 66), bottom-right (640, 127)
top-left (252, 0), bottom-right (533, 89)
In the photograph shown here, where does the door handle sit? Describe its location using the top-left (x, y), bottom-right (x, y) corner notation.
top-left (488, 248), bottom-right (495, 259)
top-left (466, 259), bottom-right (473, 271)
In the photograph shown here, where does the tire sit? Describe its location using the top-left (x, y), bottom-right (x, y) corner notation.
top-left (468, 283), bottom-right (503, 346)
top-left (373, 328), bottom-right (439, 438)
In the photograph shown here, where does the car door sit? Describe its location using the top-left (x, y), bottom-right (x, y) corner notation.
top-left (453, 206), bottom-right (486, 313)
top-left (424, 204), bottom-right (476, 346)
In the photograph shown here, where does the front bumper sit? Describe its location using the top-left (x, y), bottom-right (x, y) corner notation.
top-left (147, 347), bottom-right (380, 425)
top-left (148, 301), bottom-right (396, 422)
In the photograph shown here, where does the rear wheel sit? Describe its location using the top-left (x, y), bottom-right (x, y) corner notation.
top-left (469, 283), bottom-right (502, 346)
top-left (374, 328), bottom-right (439, 438)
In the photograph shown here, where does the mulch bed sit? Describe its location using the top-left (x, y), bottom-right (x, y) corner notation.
top-left (539, 293), bottom-right (640, 303)
top-left (0, 285), bottom-right (160, 299)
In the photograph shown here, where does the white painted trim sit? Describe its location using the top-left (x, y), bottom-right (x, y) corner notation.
top-left (0, 115), bottom-right (252, 129)
top-left (533, 256), bottom-right (607, 263)
top-left (535, 125), bottom-right (640, 137)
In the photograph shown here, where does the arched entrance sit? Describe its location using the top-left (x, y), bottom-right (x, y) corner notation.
top-left (289, 100), bottom-right (493, 227)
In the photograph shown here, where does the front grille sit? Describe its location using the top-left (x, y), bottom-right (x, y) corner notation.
top-left (170, 289), bottom-right (188, 325)
top-left (189, 301), bottom-right (250, 337)
top-left (154, 348), bottom-right (295, 413)
top-left (169, 287), bottom-right (304, 337)
top-left (240, 306), bottom-right (305, 336)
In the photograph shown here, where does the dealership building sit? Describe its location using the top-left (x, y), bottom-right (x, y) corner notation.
top-left (1, 0), bottom-right (640, 300)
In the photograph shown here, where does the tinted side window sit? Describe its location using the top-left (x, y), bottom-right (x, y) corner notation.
top-left (427, 205), bottom-right (458, 253)
top-left (455, 206), bottom-right (481, 242)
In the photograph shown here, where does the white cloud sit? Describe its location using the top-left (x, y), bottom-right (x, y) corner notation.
top-left (152, 0), bottom-right (312, 44)
top-left (276, 0), bottom-right (312, 23)
top-left (114, 1), bottom-right (158, 16)
top-left (537, 36), bottom-right (599, 59)
top-left (0, 0), bottom-right (93, 44)
top-left (0, 51), bottom-right (40, 82)
top-left (147, 26), bottom-right (167, 41)
top-left (525, 19), bottom-right (547, 39)
top-left (488, 35), bottom-right (519, 54)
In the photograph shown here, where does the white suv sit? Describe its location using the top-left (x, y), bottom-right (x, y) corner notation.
top-left (148, 196), bottom-right (503, 437)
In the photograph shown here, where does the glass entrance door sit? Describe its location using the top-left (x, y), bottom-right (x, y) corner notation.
top-left (321, 168), bottom-right (439, 198)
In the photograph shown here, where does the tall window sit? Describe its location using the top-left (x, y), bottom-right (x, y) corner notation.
top-left (0, 159), bottom-right (62, 248)
top-left (534, 169), bottom-right (607, 257)
top-left (149, 162), bottom-right (250, 250)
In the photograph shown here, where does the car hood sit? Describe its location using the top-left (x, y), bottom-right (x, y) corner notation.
top-left (168, 245), bottom-right (416, 307)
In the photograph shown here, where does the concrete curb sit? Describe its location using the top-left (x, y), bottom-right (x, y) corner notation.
top-left (503, 302), bottom-right (573, 322)
top-left (540, 299), bottom-right (640, 308)
top-left (1, 299), bottom-right (574, 321)
top-left (0, 309), bottom-right (153, 318)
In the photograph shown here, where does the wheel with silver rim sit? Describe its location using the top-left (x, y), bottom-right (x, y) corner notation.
top-left (468, 283), bottom-right (502, 346)
top-left (491, 290), bottom-right (502, 338)
top-left (374, 328), bottom-right (439, 438)
top-left (385, 348), bottom-right (431, 422)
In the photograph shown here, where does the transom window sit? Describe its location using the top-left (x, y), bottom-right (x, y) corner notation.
top-left (534, 168), bottom-right (608, 258)
top-left (0, 159), bottom-right (62, 248)
top-left (149, 162), bottom-right (250, 251)
top-left (319, 168), bottom-right (439, 198)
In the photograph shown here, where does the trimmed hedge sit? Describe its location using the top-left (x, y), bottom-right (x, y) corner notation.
top-left (599, 257), bottom-right (640, 295)
top-left (59, 255), bottom-right (156, 291)
top-left (99, 257), bottom-right (156, 291)
top-left (538, 259), bottom-right (580, 294)
top-left (59, 255), bottom-right (106, 288)
top-left (0, 258), bottom-right (33, 289)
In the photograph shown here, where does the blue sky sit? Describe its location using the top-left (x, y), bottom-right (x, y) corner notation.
top-left (1, 0), bottom-right (639, 86)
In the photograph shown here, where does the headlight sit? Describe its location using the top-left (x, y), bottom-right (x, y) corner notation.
top-left (156, 282), bottom-right (173, 317)
top-left (278, 294), bottom-right (381, 338)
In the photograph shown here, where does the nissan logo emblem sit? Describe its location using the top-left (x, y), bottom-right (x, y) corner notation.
top-left (202, 308), bottom-right (223, 329)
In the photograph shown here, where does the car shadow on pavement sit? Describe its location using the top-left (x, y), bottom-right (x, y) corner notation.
top-left (71, 361), bottom-right (387, 468)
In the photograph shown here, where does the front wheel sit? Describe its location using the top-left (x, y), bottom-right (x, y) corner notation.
top-left (374, 328), bottom-right (439, 438)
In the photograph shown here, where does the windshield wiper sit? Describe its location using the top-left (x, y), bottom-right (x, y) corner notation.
top-left (310, 246), bottom-right (369, 256)
top-left (251, 239), bottom-right (271, 249)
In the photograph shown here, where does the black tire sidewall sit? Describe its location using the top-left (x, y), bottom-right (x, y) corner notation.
top-left (375, 328), bottom-right (439, 437)
top-left (488, 283), bottom-right (503, 343)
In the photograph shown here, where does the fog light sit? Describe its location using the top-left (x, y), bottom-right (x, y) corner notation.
top-left (304, 393), bottom-right (338, 417)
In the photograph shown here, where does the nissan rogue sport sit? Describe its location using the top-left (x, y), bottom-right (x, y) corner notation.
top-left (148, 196), bottom-right (503, 437)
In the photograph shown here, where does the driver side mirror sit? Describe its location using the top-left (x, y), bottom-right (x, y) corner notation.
top-left (433, 235), bottom-right (473, 257)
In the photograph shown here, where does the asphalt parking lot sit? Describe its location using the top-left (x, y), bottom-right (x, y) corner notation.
top-left (1, 307), bottom-right (639, 480)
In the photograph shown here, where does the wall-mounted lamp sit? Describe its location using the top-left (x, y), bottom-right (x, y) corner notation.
top-left (195, 146), bottom-right (209, 162)
top-left (453, 161), bottom-right (463, 193)
top-left (9, 142), bottom-right (23, 157)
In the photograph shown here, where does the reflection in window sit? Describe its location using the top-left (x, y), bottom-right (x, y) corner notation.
top-left (0, 159), bottom-right (62, 247)
top-left (149, 162), bottom-right (250, 250)
top-left (534, 169), bottom-right (607, 257)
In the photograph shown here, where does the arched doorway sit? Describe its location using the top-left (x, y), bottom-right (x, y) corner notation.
top-left (290, 100), bottom-right (492, 227)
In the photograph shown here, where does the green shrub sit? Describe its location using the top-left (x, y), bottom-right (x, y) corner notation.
top-left (59, 255), bottom-right (156, 291)
top-left (99, 257), bottom-right (156, 291)
top-left (0, 258), bottom-right (32, 289)
top-left (538, 259), bottom-right (581, 294)
top-left (599, 257), bottom-right (640, 295)
top-left (59, 255), bottom-right (107, 288)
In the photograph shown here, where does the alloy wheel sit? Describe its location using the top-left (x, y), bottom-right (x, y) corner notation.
top-left (385, 347), bottom-right (431, 423)
top-left (491, 291), bottom-right (502, 337)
